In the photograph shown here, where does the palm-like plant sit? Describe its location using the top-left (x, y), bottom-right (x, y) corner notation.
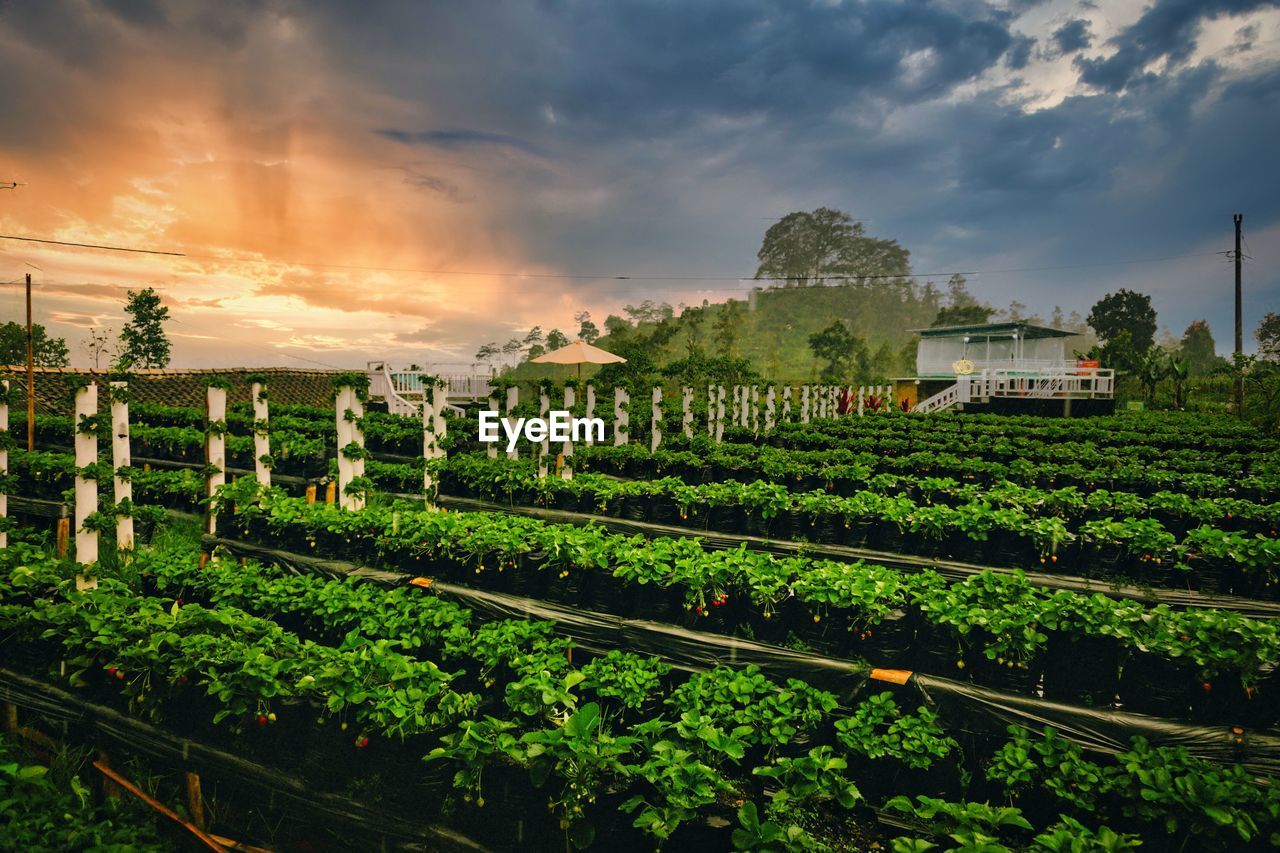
top-left (1136, 347), bottom-right (1170, 403)
top-left (1167, 355), bottom-right (1191, 409)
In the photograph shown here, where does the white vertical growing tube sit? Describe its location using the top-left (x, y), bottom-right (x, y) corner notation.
top-left (801, 386), bottom-right (811, 423)
top-left (682, 386), bottom-right (693, 439)
top-left (110, 382), bottom-right (133, 552)
top-left (715, 386), bottom-right (726, 444)
top-left (750, 386), bottom-right (760, 434)
top-left (74, 382), bottom-right (99, 590)
top-left (336, 386), bottom-right (352, 501)
top-left (538, 386), bottom-right (550, 478)
top-left (585, 384), bottom-right (597, 446)
top-left (487, 391), bottom-right (500, 459)
top-left (650, 386), bottom-right (662, 453)
top-left (614, 387), bottom-right (629, 446)
top-left (252, 381), bottom-right (271, 487)
top-left (706, 385), bottom-right (716, 437)
top-left (0, 380), bottom-right (8, 550)
top-left (765, 386), bottom-right (776, 433)
top-left (782, 385), bottom-right (792, 423)
top-left (506, 385), bottom-right (520, 461)
top-left (562, 385), bottom-right (575, 480)
top-left (422, 385), bottom-right (437, 502)
top-left (344, 389), bottom-right (366, 511)
top-left (205, 385), bottom-right (227, 537)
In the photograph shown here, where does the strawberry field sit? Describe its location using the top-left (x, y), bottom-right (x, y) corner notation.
top-left (3, 378), bottom-right (1280, 852)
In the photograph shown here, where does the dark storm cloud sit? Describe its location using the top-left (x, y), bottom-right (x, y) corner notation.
top-left (1006, 34), bottom-right (1037, 69)
top-left (1051, 18), bottom-right (1092, 54)
top-left (1077, 0), bottom-right (1280, 92)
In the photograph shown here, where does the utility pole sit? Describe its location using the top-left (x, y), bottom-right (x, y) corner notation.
top-left (25, 273), bottom-right (35, 451)
top-left (1234, 213), bottom-right (1243, 417)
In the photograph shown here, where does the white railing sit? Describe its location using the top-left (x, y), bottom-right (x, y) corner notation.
top-left (917, 358), bottom-right (1084, 376)
top-left (367, 362), bottom-right (488, 417)
top-left (914, 366), bottom-right (1114, 414)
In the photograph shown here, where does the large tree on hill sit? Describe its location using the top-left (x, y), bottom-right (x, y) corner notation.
top-left (0, 321), bottom-right (70, 367)
top-left (713, 300), bottom-right (746, 357)
top-left (755, 207), bottom-right (910, 287)
top-left (1257, 312), bottom-right (1280, 361)
top-left (1086, 289), bottom-right (1157, 356)
top-left (119, 288), bottom-right (172, 368)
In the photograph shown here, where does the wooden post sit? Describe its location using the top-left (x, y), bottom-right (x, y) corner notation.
top-left (613, 387), bottom-right (629, 446)
top-left (765, 385), bottom-right (776, 433)
top-left (56, 515), bottom-right (70, 557)
top-left (205, 385), bottom-right (226, 537)
top-left (650, 386), bottom-right (662, 453)
top-left (74, 383), bottom-right (98, 590)
top-left (487, 392), bottom-right (500, 459)
top-left (504, 385), bottom-right (520, 460)
top-left (537, 386), bottom-right (550, 478)
top-left (305, 483), bottom-right (317, 504)
top-left (252, 382), bottom-right (271, 487)
top-left (682, 386), bottom-right (693, 438)
top-left (2, 702), bottom-right (16, 734)
top-left (562, 386), bottom-right (575, 480)
top-left (185, 771), bottom-right (206, 831)
top-left (0, 380), bottom-right (7, 550)
top-left (110, 382), bottom-right (133, 552)
top-left (324, 480), bottom-right (336, 505)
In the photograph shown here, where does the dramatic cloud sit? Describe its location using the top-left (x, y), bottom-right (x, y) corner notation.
top-left (0, 0), bottom-right (1277, 367)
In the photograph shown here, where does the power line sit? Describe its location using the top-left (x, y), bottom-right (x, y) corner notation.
top-left (0, 234), bottom-right (185, 257)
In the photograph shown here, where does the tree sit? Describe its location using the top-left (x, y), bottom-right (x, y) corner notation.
top-left (81, 326), bottom-right (113, 369)
top-left (1135, 346), bottom-right (1169, 403)
top-left (0, 321), bottom-right (70, 367)
top-left (932, 304), bottom-right (994, 327)
top-left (603, 315), bottom-right (632, 338)
top-left (755, 207), bottom-right (910, 287)
top-left (623, 301), bottom-right (673, 325)
top-left (574, 311), bottom-right (600, 343)
top-left (1167, 354), bottom-right (1191, 409)
top-left (713, 300), bottom-right (746, 358)
top-left (475, 342), bottom-right (499, 365)
top-left (808, 320), bottom-right (869, 384)
top-left (1256, 312), bottom-right (1280, 361)
top-left (545, 328), bottom-right (569, 351)
top-left (119, 288), bottom-right (171, 368)
top-left (1178, 320), bottom-right (1224, 375)
top-left (1086, 290), bottom-right (1157, 355)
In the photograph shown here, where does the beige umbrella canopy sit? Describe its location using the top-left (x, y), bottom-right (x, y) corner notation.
top-left (531, 339), bottom-right (626, 384)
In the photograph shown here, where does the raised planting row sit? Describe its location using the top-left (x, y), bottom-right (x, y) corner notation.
top-left (574, 436), bottom-right (1278, 502)
top-left (9, 526), bottom-right (1275, 852)
top-left (213, 479), bottom-right (1280, 726)
top-left (429, 455), bottom-right (1280, 597)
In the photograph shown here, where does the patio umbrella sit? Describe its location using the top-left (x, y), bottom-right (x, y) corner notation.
top-left (531, 339), bottom-right (626, 384)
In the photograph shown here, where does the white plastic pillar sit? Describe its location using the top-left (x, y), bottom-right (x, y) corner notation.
top-left (706, 385), bottom-right (716, 438)
top-left (538, 387), bottom-right (550, 478)
top-left (715, 386), bottom-right (726, 444)
top-left (562, 386), bottom-right (575, 480)
top-left (487, 391), bottom-right (500, 459)
top-left (765, 386), bottom-right (776, 433)
top-left (651, 386), bottom-right (662, 453)
top-left (0, 380), bottom-right (8, 550)
top-left (74, 383), bottom-right (99, 589)
top-left (782, 385), bottom-right (792, 422)
top-left (801, 385), bottom-right (811, 423)
top-left (110, 382), bottom-right (133, 551)
top-left (730, 386), bottom-right (741, 427)
top-left (750, 386), bottom-right (760, 434)
top-left (506, 386), bottom-right (520, 461)
top-left (614, 387), bottom-right (629, 446)
top-left (345, 390), bottom-right (366, 511)
top-left (585, 384), bottom-right (597, 446)
top-left (205, 385), bottom-right (226, 537)
top-left (682, 387), bottom-right (694, 438)
top-left (251, 382), bottom-right (271, 487)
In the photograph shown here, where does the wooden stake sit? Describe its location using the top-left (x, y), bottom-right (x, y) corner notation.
top-left (56, 517), bottom-right (70, 557)
top-left (325, 480), bottom-right (336, 505)
top-left (185, 771), bottom-right (206, 830)
top-left (305, 483), bottom-right (317, 504)
top-left (2, 702), bottom-right (16, 734)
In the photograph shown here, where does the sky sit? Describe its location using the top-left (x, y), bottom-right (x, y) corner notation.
top-left (1, 0), bottom-right (1278, 369)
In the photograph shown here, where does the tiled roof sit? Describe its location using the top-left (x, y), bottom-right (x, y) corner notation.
top-left (0, 367), bottom-right (344, 415)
